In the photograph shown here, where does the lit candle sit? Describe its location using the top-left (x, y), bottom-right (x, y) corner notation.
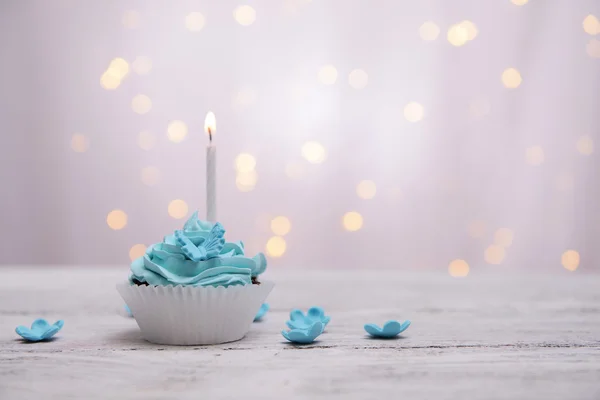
top-left (204, 111), bottom-right (217, 222)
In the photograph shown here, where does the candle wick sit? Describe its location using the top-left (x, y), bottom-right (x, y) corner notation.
top-left (208, 128), bottom-right (212, 143)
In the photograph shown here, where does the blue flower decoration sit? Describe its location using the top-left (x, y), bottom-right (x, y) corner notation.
top-left (254, 303), bottom-right (269, 322)
top-left (281, 321), bottom-right (324, 344)
top-left (15, 319), bottom-right (64, 342)
top-left (124, 305), bottom-right (133, 317)
top-left (364, 320), bottom-right (411, 338)
top-left (286, 307), bottom-right (331, 331)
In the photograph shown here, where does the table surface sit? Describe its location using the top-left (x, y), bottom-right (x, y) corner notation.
top-left (0, 267), bottom-right (599, 400)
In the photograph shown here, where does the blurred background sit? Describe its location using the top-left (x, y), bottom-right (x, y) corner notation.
top-left (1, 0), bottom-right (599, 275)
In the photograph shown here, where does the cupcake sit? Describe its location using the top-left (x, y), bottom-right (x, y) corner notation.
top-left (117, 211), bottom-right (273, 345)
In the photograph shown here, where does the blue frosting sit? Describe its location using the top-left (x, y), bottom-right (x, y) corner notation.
top-left (129, 211), bottom-right (267, 287)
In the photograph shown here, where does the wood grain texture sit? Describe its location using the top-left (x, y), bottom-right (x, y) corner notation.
top-left (1, 267), bottom-right (599, 400)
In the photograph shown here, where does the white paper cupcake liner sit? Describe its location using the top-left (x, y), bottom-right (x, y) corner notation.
top-left (116, 280), bottom-right (274, 345)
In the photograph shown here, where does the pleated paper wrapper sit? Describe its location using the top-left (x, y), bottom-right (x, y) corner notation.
top-left (116, 280), bottom-right (274, 345)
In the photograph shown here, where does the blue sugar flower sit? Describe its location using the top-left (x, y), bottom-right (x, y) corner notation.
top-left (364, 320), bottom-right (411, 338)
top-left (124, 305), bottom-right (133, 317)
top-left (286, 306), bottom-right (331, 330)
top-left (254, 303), bottom-right (269, 321)
top-left (281, 321), bottom-right (324, 344)
top-left (15, 319), bottom-right (64, 342)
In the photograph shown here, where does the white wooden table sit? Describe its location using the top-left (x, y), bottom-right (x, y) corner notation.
top-left (1, 267), bottom-right (599, 400)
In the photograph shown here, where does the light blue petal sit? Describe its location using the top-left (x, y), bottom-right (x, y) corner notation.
top-left (254, 303), bottom-right (269, 321)
top-left (364, 323), bottom-right (383, 337)
top-left (289, 309), bottom-right (305, 321)
top-left (382, 320), bottom-right (402, 336)
top-left (398, 320), bottom-right (411, 334)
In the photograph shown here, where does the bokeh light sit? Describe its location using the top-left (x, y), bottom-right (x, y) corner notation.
top-left (318, 65), bottom-right (338, 85)
top-left (129, 244), bottom-right (146, 261)
top-left (108, 58), bottom-right (129, 79)
top-left (235, 153), bottom-right (257, 173)
top-left (236, 170), bottom-right (258, 192)
top-left (586, 39), bottom-right (600, 58)
top-left (511, 0), bottom-right (528, 5)
top-left (71, 134), bottom-right (90, 153)
top-left (122, 10), bottom-right (140, 29)
top-left (234, 5), bottom-right (256, 26)
top-left (185, 12), bottom-right (206, 31)
top-left (131, 94), bottom-right (152, 114)
top-left (494, 228), bottom-right (514, 248)
top-left (356, 180), bottom-right (377, 200)
top-left (576, 135), bottom-right (594, 156)
top-left (301, 141), bottom-right (327, 164)
top-left (561, 250), bottom-right (580, 271)
top-left (583, 15), bottom-right (600, 35)
top-left (419, 21), bottom-right (440, 41)
top-left (141, 166), bottom-right (161, 186)
top-left (467, 220), bottom-right (486, 239)
top-left (167, 120), bottom-right (188, 143)
top-left (404, 101), bottom-right (424, 122)
top-left (460, 20), bottom-right (478, 41)
top-left (525, 146), bottom-right (545, 166)
top-left (168, 199), bottom-right (189, 219)
top-left (348, 69), bottom-right (368, 89)
top-left (502, 68), bottom-right (522, 89)
top-left (343, 211), bottom-right (363, 232)
top-left (271, 216), bottom-right (291, 236)
top-left (100, 71), bottom-right (121, 90)
top-left (484, 245), bottom-right (506, 265)
top-left (285, 161), bottom-right (305, 179)
top-left (132, 56), bottom-right (152, 75)
top-left (137, 131), bottom-right (156, 151)
top-left (448, 259), bottom-right (469, 277)
top-left (447, 24), bottom-right (469, 46)
top-left (266, 236), bottom-right (286, 257)
top-left (107, 210), bottom-right (128, 230)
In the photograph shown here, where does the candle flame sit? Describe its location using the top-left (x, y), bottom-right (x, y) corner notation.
top-left (204, 112), bottom-right (216, 137)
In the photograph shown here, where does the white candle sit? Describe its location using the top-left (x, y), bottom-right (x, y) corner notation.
top-left (204, 112), bottom-right (217, 222)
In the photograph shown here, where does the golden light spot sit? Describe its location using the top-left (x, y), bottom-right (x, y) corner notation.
top-left (318, 65), bottom-right (338, 85)
top-left (100, 71), bottom-right (121, 90)
top-left (419, 21), bottom-right (440, 41)
top-left (448, 259), bottom-right (469, 277)
top-left (167, 120), bottom-right (188, 143)
top-left (234, 5), bottom-right (256, 26)
top-left (459, 20), bottom-right (478, 41)
top-left (404, 101), bottom-right (424, 122)
top-left (467, 220), bottom-right (486, 239)
top-left (583, 14), bottom-right (600, 35)
top-left (122, 10), bottom-right (140, 29)
top-left (271, 216), bottom-right (291, 236)
top-left (232, 88), bottom-right (257, 108)
top-left (168, 199), bottom-right (189, 219)
top-left (132, 56), bottom-right (152, 75)
top-left (447, 24), bottom-right (469, 47)
top-left (131, 94), bottom-right (152, 114)
top-left (137, 130), bottom-right (156, 151)
top-left (236, 170), bottom-right (258, 192)
top-left (285, 161), bottom-right (305, 179)
top-left (348, 69), bottom-right (368, 89)
top-left (108, 58), bottom-right (130, 79)
top-left (561, 250), bottom-right (580, 271)
top-left (586, 38), bottom-right (600, 58)
top-left (356, 180), bottom-right (377, 200)
top-left (266, 236), bottom-right (286, 258)
top-left (484, 245), bottom-right (506, 265)
top-left (343, 211), bottom-right (363, 232)
top-left (576, 135), bottom-right (594, 155)
top-left (129, 244), bottom-right (146, 261)
top-left (494, 228), bottom-right (514, 248)
top-left (71, 134), bottom-right (90, 153)
top-left (502, 68), bottom-right (522, 89)
top-left (301, 141), bottom-right (327, 164)
top-left (511, 0), bottom-right (528, 5)
top-left (185, 12), bottom-right (206, 32)
top-left (555, 172), bottom-right (574, 192)
top-left (235, 153), bottom-right (256, 173)
top-left (525, 146), bottom-right (544, 166)
top-left (107, 210), bottom-right (128, 230)
top-left (141, 166), bottom-right (161, 186)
